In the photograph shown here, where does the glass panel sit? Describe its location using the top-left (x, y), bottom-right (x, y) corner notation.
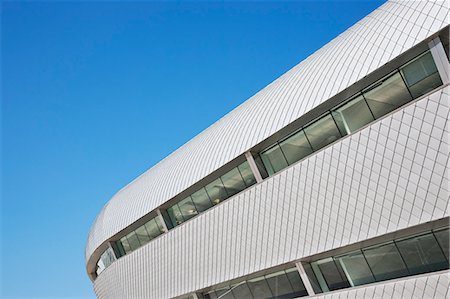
top-left (119, 236), bottom-right (131, 254)
top-left (363, 242), bottom-right (409, 281)
top-left (191, 188), bottom-right (213, 213)
top-left (167, 204), bottom-right (184, 227)
top-left (101, 247), bottom-right (116, 268)
top-left (363, 72), bottom-right (412, 119)
top-left (203, 291), bottom-right (219, 299)
top-left (230, 282), bottom-right (253, 299)
top-left (178, 196), bottom-right (198, 221)
top-left (396, 233), bottom-right (449, 275)
top-left (401, 51), bottom-right (442, 98)
top-left (279, 130), bottom-right (313, 165)
top-left (145, 219), bottom-right (163, 239)
top-left (247, 276), bottom-right (273, 299)
top-left (304, 114), bottom-right (342, 151)
top-left (135, 225), bottom-right (151, 245)
top-left (254, 155), bottom-right (269, 179)
top-left (434, 228), bottom-right (449, 261)
top-left (112, 240), bottom-right (126, 257)
top-left (332, 95), bottom-right (375, 135)
top-left (314, 257), bottom-right (350, 291)
top-left (126, 231), bottom-right (141, 251)
top-left (154, 216), bottom-right (166, 233)
top-left (265, 271), bottom-right (294, 297)
top-left (96, 258), bottom-right (105, 276)
top-left (335, 250), bottom-right (375, 287)
top-left (221, 167), bottom-right (246, 197)
top-left (260, 144), bottom-right (289, 176)
top-left (303, 263), bottom-right (323, 294)
top-left (205, 178), bottom-right (228, 205)
top-left (238, 161), bottom-right (257, 187)
top-left (285, 268), bottom-right (308, 297)
top-left (215, 286), bottom-right (234, 299)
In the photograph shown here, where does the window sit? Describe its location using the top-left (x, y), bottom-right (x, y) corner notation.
top-left (303, 114), bottom-right (342, 151)
top-left (311, 257), bottom-right (350, 291)
top-left (205, 178), bottom-right (228, 205)
top-left (191, 188), bottom-right (213, 213)
top-left (135, 225), bottom-right (151, 245)
top-left (335, 250), bottom-right (375, 287)
top-left (145, 219), bottom-right (163, 239)
top-left (362, 242), bottom-right (409, 281)
top-left (126, 231), bottom-right (141, 251)
top-left (396, 233), bottom-right (448, 275)
top-left (230, 282), bottom-right (253, 298)
top-left (279, 130), bottom-right (313, 165)
top-left (238, 161), bottom-right (257, 187)
top-left (260, 144), bottom-right (289, 176)
top-left (332, 95), bottom-right (375, 135)
top-left (247, 276), bottom-right (273, 298)
top-left (119, 236), bottom-right (131, 254)
top-left (178, 197), bottom-right (198, 222)
top-left (167, 204), bottom-right (184, 227)
top-left (363, 72), bottom-right (412, 119)
top-left (433, 228), bottom-right (449, 261)
top-left (401, 51), bottom-right (442, 98)
top-left (265, 271), bottom-right (295, 297)
top-left (221, 167), bottom-right (246, 197)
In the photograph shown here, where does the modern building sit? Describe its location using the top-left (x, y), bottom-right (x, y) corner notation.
top-left (85, 1), bottom-right (450, 298)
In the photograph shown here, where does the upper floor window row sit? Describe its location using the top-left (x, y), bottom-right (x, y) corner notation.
top-left (163, 160), bottom-right (257, 228)
top-left (258, 50), bottom-right (442, 176)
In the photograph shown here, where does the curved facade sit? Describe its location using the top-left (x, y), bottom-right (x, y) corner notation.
top-left (86, 1), bottom-right (450, 298)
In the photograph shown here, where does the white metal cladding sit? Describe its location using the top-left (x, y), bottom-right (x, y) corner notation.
top-left (92, 87), bottom-right (449, 298)
top-left (86, 0), bottom-right (450, 261)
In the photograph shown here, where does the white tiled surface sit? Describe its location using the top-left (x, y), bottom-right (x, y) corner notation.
top-left (92, 87), bottom-right (449, 298)
top-left (86, 0), bottom-right (450, 263)
top-left (311, 271), bottom-right (449, 299)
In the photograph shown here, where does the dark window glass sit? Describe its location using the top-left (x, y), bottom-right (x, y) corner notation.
top-left (215, 286), bottom-right (234, 299)
top-left (335, 250), bottom-right (375, 287)
top-left (363, 242), bottom-right (409, 282)
top-left (434, 228), bottom-right (449, 261)
top-left (191, 188), bottom-right (213, 213)
top-left (363, 72), bottom-right (412, 119)
top-left (285, 268), bottom-right (308, 297)
top-left (135, 225), bottom-right (151, 245)
top-left (112, 240), bottom-right (126, 257)
top-left (154, 216), bottom-right (165, 233)
top-left (260, 144), bottom-right (289, 176)
top-left (332, 95), bottom-right (375, 135)
top-left (120, 236), bottom-right (131, 254)
top-left (265, 271), bottom-right (294, 297)
top-left (167, 204), bottom-right (184, 227)
top-left (279, 130), bottom-right (313, 165)
top-left (145, 219), bottom-right (163, 239)
top-left (205, 178), bottom-right (228, 205)
top-left (178, 196), bottom-right (198, 221)
top-left (126, 231), bottom-right (141, 251)
top-left (254, 155), bottom-right (269, 179)
top-left (304, 114), bottom-right (341, 151)
top-left (313, 258), bottom-right (350, 291)
top-left (238, 161), bottom-right (257, 187)
top-left (230, 282), bottom-right (253, 299)
top-left (396, 232), bottom-right (449, 275)
top-left (221, 167), bottom-right (246, 197)
top-left (247, 277), bottom-right (273, 299)
top-left (204, 291), bottom-right (218, 299)
top-left (401, 51), bottom-right (442, 98)
top-left (303, 263), bottom-right (323, 294)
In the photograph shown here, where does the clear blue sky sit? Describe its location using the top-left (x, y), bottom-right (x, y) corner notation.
top-left (2, 1), bottom-right (385, 298)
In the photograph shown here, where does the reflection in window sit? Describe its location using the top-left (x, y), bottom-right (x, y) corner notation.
top-left (304, 114), bottom-right (342, 151)
top-left (434, 228), bottom-right (449, 261)
top-left (261, 144), bottom-right (289, 176)
top-left (279, 130), bottom-right (313, 165)
top-left (221, 167), bottom-right (247, 197)
top-left (247, 276), bottom-right (273, 298)
top-left (230, 282), bottom-right (253, 298)
top-left (127, 231), bottom-right (141, 251)
top-left (191, 188), bottom-right (213, 213)
top-left (396, 233), bottom-right (448, 275)
top-left (167, 204), bottom-right (184, 226)
top-left (205, 178), bottom-right (228, 205)
top-left (311, 257), bottom-right (350, 291)
top-left (238, 161), bottom-right (257, 187)
top-left (96, 247), bottom-right (116, 276)
top-left (178, 197), bottom-right (198, 222)
top-left (401, 51), bottom-right (442, 98)
top-left (332, 95), bottom-right (375, 135)
top-left (335, 250), bottom-right (375, 287)
top-left (363, 72), bottom-right (412, 119)
top-left (135, 225), bottom-right (151, 245)
top-left (362, 242), bottom-right (409, 281)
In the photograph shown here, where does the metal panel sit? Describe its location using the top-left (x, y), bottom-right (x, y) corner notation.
top-left (92, 87), bottom-right (449, 298)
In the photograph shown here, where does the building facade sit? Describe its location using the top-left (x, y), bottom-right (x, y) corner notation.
top-left (86, 1), bottom-right (450, 298)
